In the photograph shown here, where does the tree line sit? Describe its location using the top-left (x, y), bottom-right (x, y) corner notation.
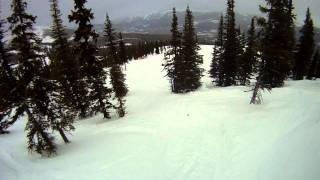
top-left (98, 40), bottom-right (168, 61)
top-left (164, 0), bottom-right (320, 104)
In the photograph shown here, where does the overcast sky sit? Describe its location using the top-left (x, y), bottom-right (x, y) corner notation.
top-left (1, 0), bottom-right (319, 27)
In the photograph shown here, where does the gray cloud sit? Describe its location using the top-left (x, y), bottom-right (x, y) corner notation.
top-left (1, 0), bottom-right (319, 27)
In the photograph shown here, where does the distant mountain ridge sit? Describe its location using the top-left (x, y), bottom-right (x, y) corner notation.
top-left (41, 11), bottom-right (320, 45)
top-left (93, 11), bottom-right (320, 44)
top-left (95, 11), bottom-right (254, 36)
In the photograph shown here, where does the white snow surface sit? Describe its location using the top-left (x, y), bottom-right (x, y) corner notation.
top-left (42, 36), bottom-right (54, 44)
top-left (1, 45), bottom-right (320, 180)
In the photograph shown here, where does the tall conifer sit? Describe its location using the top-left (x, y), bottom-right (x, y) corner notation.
top-left (0, 11), bottom-right (16, 134)
top-left (294, 8), bottom-right (314, 80)
top-left (222, 0), bottom-right (238, 86)
top-left (209, 15), bottom-right (224, 86)
top-left (286, 0), bottom-right (296, 71)
top-left (179, 6), bottom-right (203, 92)
top-left (118, 33), bottom-right (128, 67)
top-left (259, 0), bottom-right (296, 87)
top-left (7, 0), bottom-right (56, 155)
top-left (239, 18), bottom-right (258, 85)
top-left (48, 0), bottom-right (76, 143)
top-left (104, 14), bottom-right (128, 117)
top-left (69, 0), bottom-right (111, 118)
top-left (164, 8), bottom-right (181, 92)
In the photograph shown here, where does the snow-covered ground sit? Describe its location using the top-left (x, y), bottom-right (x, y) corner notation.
top-left (1, 45), bottom-right (320, 180)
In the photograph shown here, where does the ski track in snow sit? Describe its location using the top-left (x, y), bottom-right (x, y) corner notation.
top-left (1, 45), bottom-right (320, 180)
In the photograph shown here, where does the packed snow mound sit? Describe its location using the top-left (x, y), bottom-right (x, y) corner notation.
top-left (1, 45), bottom-right (320, 180)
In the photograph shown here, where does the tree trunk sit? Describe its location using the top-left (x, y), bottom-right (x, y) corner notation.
top-left (250, 82), bottom-right (260, 104)
top-left (58, 128), bottom-right (70, 144)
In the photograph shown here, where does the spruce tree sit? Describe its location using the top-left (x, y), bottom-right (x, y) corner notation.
top-left (48, 0), bottom-right (76, 143)
top-left (307, 49), bottom-right (319, 80)
top-left (104, 14), bottom-right (128, 117)
top-left (294, 8), bottom-right (314, 80)
top-left (155, 41), bottom-right (160, 54)
top-left (0, 12), bottom-right (16, 134)
top-left (239, 18), bottom-right (258, 85)
top-left (286, 0), bottom-right (296, 72)
top-left (69, 0), bottom-right (111, 118)
top-left (179, 6), bottom-right (203, 92)
top-left (164, 7), bottom-right (181, 92)
top-left (209, 14), bottom-right (224, 86)
top-left (222, 0), bottom-right (238, 86)
top-left (7, 0), bottom-right (56, 155)
top-left (118, 33), bottom-right (128, 67)
top-left (236, 27), bottom-right (246, 85)
top-left (259, 0), bottom-right (296, 87)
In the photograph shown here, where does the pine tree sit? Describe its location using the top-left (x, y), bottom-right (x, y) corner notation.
top-left (239, 18), bottom-right (258, 85)
top-left (47, 0), bottom-right (76, 143)
top-left (236, 27), bottom-right (246, 85)
top-left (7, 0), bottom-right (56, 155)
top-left (0, 11), bottom-right (16, 134)
top-left (222, 0), bottom-right (238, 86)
top-left (209, 14), bottom-right (224, 86)
top-left (294, 8), bottom-right (314, 80)
top-left (259, 0), bottom-right (296, 87)
top-left (164, 7), bottom-right (181, 92)
top-left (118, 33), bottom-right (128, 67)
top-left (179, 6), bottom-right (203, 92)
top-left (307, 49), bottom-right (319, 80)
top-left (155, 41), bottom-right (160, 54)
top-left (69, 0), bottom-right (111, 119)
top-left (286, 0), bottom-right (296, 72)
top-left (104, 14), bottom-right (128, 117)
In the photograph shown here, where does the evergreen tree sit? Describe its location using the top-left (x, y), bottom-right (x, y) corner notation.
top-left (294, 8), bottom-right (314, 80)
top-left (164, 7), bottom-right (181, 92)
top-left (7, 0), bottom-right (56, 155)
top-left (236, 27), bottom-right (246, 84)
top-left (0, 12), bottom-right (16, 134)
top-left (104, 14), bottom-right (128, 117)
top-left (155, 41), bottom-right (160, 54)
top-left (69, 0), bottom-right (111, 118)
top-left (118, 32), bottom-right (128, 67)
top-left (307, 49), bottom-right (319, 80)
top-left (222, 0), bottom-right (238, 86)
top-left (209, 14), bottom-right (224, 86)
top-left (259, 0), bottom-right (296, 87)
top-left (286, 0), bottom-right (296, 72)
top-left (239, 18), bottom-right (258, 85)
top-left (178, 6), bottom-right (203, 92)
top-left (48, 0), bottom-right (76, 143)
top-left (103, 14), bottom-right (118, 67)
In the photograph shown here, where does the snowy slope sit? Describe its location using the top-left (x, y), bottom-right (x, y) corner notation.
top-left (1, 45), bottom-right (320, 180)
